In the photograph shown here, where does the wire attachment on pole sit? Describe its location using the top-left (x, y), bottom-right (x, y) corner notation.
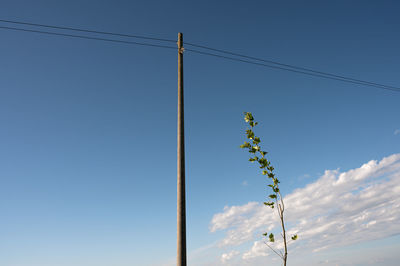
top-left (177, 44), bottom-right (184, 54)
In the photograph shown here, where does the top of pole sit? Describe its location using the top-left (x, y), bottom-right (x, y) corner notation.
top-left (178, 33), bottom-right (183, 54)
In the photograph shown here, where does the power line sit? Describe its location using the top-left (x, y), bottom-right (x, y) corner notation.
top-left (0, 26), bottom-right (176, 50)
top-left (0, 19), bottom-right (176, 43)
top-left (185, 48), bottom-right (400, 92)
top-left (184, 42), bottom-right (400, 92)
top-left (1, 18), bottom-right (398, 92)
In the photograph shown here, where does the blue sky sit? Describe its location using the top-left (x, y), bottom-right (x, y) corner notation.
top-left (0, 1), bottom-right (399, 265)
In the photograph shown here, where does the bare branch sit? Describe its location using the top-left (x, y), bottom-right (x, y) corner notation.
top-left (263, 241), bottom-right (283, 260)
top-left (278, 191), bottom-right (285, 212)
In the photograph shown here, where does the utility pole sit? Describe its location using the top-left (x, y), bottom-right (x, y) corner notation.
top-left (177, 32), bottom-right (186, 266)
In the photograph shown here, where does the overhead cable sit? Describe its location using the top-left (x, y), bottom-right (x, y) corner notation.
top-left (185, 48), bottom-right (400, 92)
top-left (184, 42), bottom-right (400, 92)
top-left (1, 18), bottom-right (399, 92)
top-left (0, 19), bottom-right (176, 43)
top-left (0, 26), bottom-right (176, 50)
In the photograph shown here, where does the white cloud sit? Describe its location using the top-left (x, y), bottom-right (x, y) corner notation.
top-left (209, 154), bottom-right (400, 263)
top-left (221, 250), bottom-right (239, 263)
top-left (394, 129), bottom-right (400, 135)
top-left (242, 241), bottom-right (268, 260)
top-left (210, 202), bottom-right (259, 233)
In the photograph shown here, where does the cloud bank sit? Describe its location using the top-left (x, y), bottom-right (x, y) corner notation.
top-left (210, 154), bottom-right (400, 264)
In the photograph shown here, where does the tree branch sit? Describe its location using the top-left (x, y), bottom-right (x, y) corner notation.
top-left (263, 241), bottom-right (283, 260)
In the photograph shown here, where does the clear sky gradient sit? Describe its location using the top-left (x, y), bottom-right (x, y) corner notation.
top-left (1, 1), bottom-right (399, 265)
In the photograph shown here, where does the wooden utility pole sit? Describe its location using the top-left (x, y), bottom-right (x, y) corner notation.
top-left (177, 32), bottom-right (186, 266)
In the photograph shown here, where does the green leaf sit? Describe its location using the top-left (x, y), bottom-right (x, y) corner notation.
top-left (249, 156), bottom-right (258, 162)
top-left (273, 187), bottom-right (279, 193)
top-left (263, 232), bottom-right (268, 236)
top-left (268, 173), bottom-right (274, 178)
top-left (260, 151), bottom-right (267, 156)
top-left (269, 233), bottom-right (275, 242)
top-left (253, 137), bottom-right (260, 144)
top-left (269, 194), bottom-right (277, 199)
top-left (247, 131), bottom-right (255, 140)
top-left (291, 234), bottom-right (298, 240)
top-left (239, 141), bottom-right (251, 149)
top-left (244, 112), bottom-right (254, 123)
top-left (259, 158), bottom-right (267, 164)
top-left (245, 130), bottom-right (254, 140)
top-left (263, 202), bottom-right (274, 208)
top-left (262, 170), bottom-right (268, 175)
top-left (258, 158), bottom-right (268, 168)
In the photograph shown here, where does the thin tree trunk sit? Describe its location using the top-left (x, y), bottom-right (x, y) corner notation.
top-left (279, 199), bottom-right (287, 266)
